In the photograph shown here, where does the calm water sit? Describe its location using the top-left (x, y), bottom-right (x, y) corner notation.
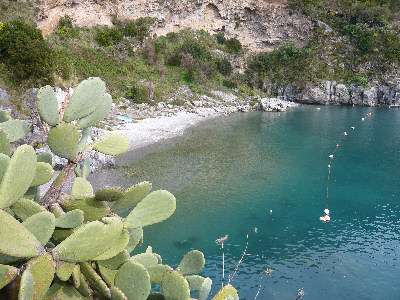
top-left (92, 106), bottom-right (400, 299)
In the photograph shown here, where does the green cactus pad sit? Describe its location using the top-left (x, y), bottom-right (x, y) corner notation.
top-left (125, 227), bottom-right (143, 253)
top-left (10, 198), bottom-right (46, 221)
top-left (31, 162), bottom-right (54, 187)
top-left (77, 128), bottom-right (90, 153)
top-left (0, 120), bottom-right (30, 142)
top-left (93, 229), bottom-right (130, 261)
top-left (95, 187), bottom-right (124, 202)
top-left (0, 145), bottom-right (37, 209)
top-left (19, 269), bottom-right (34, 300)
top-left (28, 253), bottom-right (55, 299)
top-left (130, 253), bottom-right (159, 269)
top-left (80, 262), bottom-right (111, 298)
top-left (72, 265), bottom-right (81, 288)
top-left (53, 228), bottom-right (74, 242)
top-left (147, 264), bottom-right (173, 285)
top-left (71, 177), bottom-right (94, 196)
top-left (42, 280), bottom-right (66, 300)
top-left (115, 261), bottom-right (151, 300)
top-left (54, 284), bottom-right (87, 299)
top-left (37, 152), bottom-right (53, 165)
top-left (0, 110), bottom-right (11, 123)
top-left (111, 286), bottom-right (128, 300)
top-left (199, 277), bottom-right (212, 300)
top-left (56, 262), bottom-right (76, 281)
top-left (22, 211), bottom-right (56, 246)
top-left (147, 293), bottom-right (165, 300)
top-left (24, 187), bottom-right (40, 201)
top-left (112, 181), bottom-right (152, 212)
top-left (0, 153), bottom-right (10, 182)
top-left (48, 123), bottom-right (79, 160)
top-left (0, 253), bottom-right (23, 264)
top-left (81, 157), bottom-right (90, 178)
top-left (37, 85), bottom-right (59, 126)
top-left (185, 275), bottom-right (205, 290)
top-left (176, 250), bottom-right (205, 275)
top-left (124, 190), bottom-right (176, 229)
top-left (98, 264), bottom-right (118, 287)
top-left (0, 209), bottom-right (42, 258)
top-left (78, 93), bottom-right (112, 129)
top-left (76, 273), bottom-right (91, 297)
top-left (0, 130), bottom-right (10, 156)
top-left (55, 209), bottom-right (84, 228)
top-left (74, 165), bottom-right (82, 178)
top-left (52, 218), bottom-right (123, 262)
top-left (60, 195), bottom-right (110, 221)
top-left (0, 264), bottom-right (18, 289)
top-left (161, 270), bottom-right (190, 300)
top-left (92, 133), bottom-right (129, 156)
top-left (97, 251), bottom-right (129, 270)
top-left (63, 77), bottom-right (106, 122)
top-left (211, 285), bottom-right (239, 300)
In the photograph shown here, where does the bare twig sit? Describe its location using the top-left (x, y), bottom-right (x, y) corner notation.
top-left (254, 269), bottom-right (274, 300)
top-left (216, 234), bottom-right (228, 287)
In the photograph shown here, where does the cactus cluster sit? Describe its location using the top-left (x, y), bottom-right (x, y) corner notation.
top-left (0, 77), bottom-right (238, 299)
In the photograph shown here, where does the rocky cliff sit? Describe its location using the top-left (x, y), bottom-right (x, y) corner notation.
top-left (37, 0), bottom-right (313, 52)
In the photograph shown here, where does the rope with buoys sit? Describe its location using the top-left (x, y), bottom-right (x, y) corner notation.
top-left (320, 110), bottom-right (372, 223)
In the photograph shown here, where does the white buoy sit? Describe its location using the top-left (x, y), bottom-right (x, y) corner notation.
top-left (329, 155), bottom-right (333, 159)
top-left (269, 210), bottom-right (272, 214)
top-left (324, 208), bottom-right (330, 215)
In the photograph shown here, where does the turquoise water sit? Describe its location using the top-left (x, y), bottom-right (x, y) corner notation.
top-left (93, 106), bottom-right (400, 299)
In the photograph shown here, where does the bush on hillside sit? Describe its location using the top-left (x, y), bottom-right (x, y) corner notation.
top-left (126, 82), bottom-right (148, 103)
top-left (215, 57), bottom-right (232, 76)
top-left (94, 26), bottom-right (122, 46)
top-left (216, 32), bottom-right (226, 44)
top-left (225, 37), bottom-right (242, 54)
top-left (122, 17), bottom-right (154, 42)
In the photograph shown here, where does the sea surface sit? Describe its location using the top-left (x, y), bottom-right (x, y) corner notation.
top-left (91, 106), bottom-right (400, 299)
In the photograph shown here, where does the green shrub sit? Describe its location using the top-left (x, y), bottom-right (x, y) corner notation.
top-left (225, 37), bottom-right (242, 54)
top-left (215, 58), bottom-right (232, 76)
top-left (179, 40), bottom-right (209, 60)
top-left (56, 15), bottom-right (77, 38)
top-left (122, 18), bottom-right (154, 42)
top-left (126, 83), bottom-right (148, 103)
top-left (223, 79), bottom-right (238, 89)
top-left (216, 32), bottom-right (226, 44)
top-left (0, 20), bottom-right (54, 83)
top-left (94, 26), bottom-right (122, 46)
top-left (166, 53), bottom-right (181, 66)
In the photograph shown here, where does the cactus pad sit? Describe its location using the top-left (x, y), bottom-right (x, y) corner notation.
top-left (24, 187), bottom-right (40, 201)
top-left (0, 130), bottom-right (10, 156)
top-left (110, 286), bottom-right (128, 300)
top-left (81, 157), bottom-right (90, 178)
top-left (92, 133), bottom-right (129, 156)
top-left (185, 275), bottom-right (205, 290)
top-left (41, 280), bottom-right (66, 299)
top-left (72, 265), bottom-right (81, 288)
top-left (124, 190), bottom-right (176, 229)
top-left (37, 85), bottom-right (59, 126)
top-left (55, 209), bottom-right (84, 228)
top-left (71, 177), bottom-right (94, 196)
top-left (27, 253), bottom-right (55, 299)
top-left (80, 262), bottom-right (111, 298)
top-left (0, 110), bottom-right (11, 123)
top-left (125, 227), bottom-right (143, 253)
top-left (52, 218), bottom-right (123, 262)
top-left (130, 253), bottom-right (159, 269)
top-left (22, 211), bottom-right (56, 246)
top-left (0, 209), bottom-right (42, 258)
top-left (63, 77), bottom-right (106, 122)
top-left (31, 162), bottom-right (54, 187)
top-left (176, 250), bottom-right (205, 275)
top-left (60, 195), bottom-right (110, 221)
top-left (161, 270), bottom-right (190, 300)
top-left (11, 198), bottom-right (46, 220)
top-left (147, 293), bottom-right (165, 300)
top-left (19, 269), bottom-right (34, 300)
top-left (93, 229), bottom-right (130, 261)
top-left (36, 152), bottom-right (53, 165)
top-left (112, 181), bottom-right (152, 212)
top-left (56, 262), bottom-right (76, 281)
top-left (0, 145), bottom-right (37, 209)
top-left (77, 128), bottom-right (90, 153)
top-left (76, 273), bottom-right (91, 297)
top-left (95, 187), bottom-right (124, 202)
top-left (97, 264), bottom-right (117, 287)
top-left (115, 261), bottom-right (151, 300)
top-left (77, 93), bottom-right (112, 129)
top-left (147, 264), bottom-right (173, 285)
top-left (0, 120), bottom-right (30, 142)
top-left (0, 153), bottom-right (10, 182)
top-left (211, 285), bottom-right (239, 300)
top-left (47, 123), bottom-right (79, 160)
top-left (199, 277), bottom-right (212, 300)
top-left (97, 250), bottom-right (129, 270)
top-left (52, 228), bottom-right (74, 242)
top-left (0, 263), bottom-right (18, 289)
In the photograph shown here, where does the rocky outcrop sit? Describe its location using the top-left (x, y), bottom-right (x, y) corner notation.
top-left (258, 97), bottom-right (299, 111)
top-left (36, 0), bottom-right (314, 52)
top-left (270, 81), bottom-right (400, 106)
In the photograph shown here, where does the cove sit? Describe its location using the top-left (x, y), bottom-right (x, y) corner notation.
top-left (90, 106), bottom-right (400, 299)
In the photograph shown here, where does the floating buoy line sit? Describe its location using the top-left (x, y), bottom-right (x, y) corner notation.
top-left (320, 110), bottom-right (373, 223)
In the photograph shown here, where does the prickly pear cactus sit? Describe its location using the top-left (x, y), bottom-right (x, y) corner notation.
top-left (0, 77), bottom-right (213, 300)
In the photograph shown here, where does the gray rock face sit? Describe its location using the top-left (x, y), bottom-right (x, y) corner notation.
top-left (276, 81), bottom-right (400, 106)
top-left (258, 97), bottom-right (299, 112)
